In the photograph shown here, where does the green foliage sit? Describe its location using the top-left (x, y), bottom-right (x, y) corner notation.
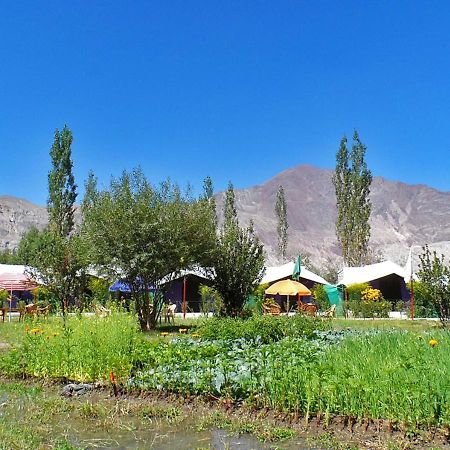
top-left (347, 283), bottom-right (391, 318)
top-left (332, 131), bottom-right (372, 266)
top-left (0, 248), bottom-right (19, 264)
top-left (0, 289), bottom-right (9, 307)
top-left (213, 183), bottom-right (265, 317)
top-left (16, 227), bottom-right (47, 265)
top-left (275, 185), bottom-right (288, 261)
top-left (346, 282), bottom-right (371, 302)
top-left (197, 315), bottom-right (330, 343)
top-left (82, 169), bottom-right (216, 329)
top-left (407, 280), bottom-right (437, 318)
top-left (311, 284), bottom-right (330, 311)
top-left (32, 286), bottom-right (58, 309)
top-left (199, 284), bottom-right (223, 316)
top-left (26, 230), bottom-right (89, 313)
top-left (418, 245), bottom-right (450, 326)
top-left (0, 313), bottom-right (141, 382)
top-left (47, 125), bottom-right (77, 238)
top-left (88, 277), bottom-right (110, 306)
top-left (24, 126), bottom-right (87, 315)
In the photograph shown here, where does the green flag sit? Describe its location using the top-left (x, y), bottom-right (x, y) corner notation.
top-left (292, 256), bottom-right (301, 280)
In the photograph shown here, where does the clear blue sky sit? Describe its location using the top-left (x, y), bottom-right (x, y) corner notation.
top-left (1, 0), bottom-right (450, 205)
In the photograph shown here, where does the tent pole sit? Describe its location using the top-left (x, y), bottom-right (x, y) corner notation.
top-left (182, 276), bottom-right (187, 319)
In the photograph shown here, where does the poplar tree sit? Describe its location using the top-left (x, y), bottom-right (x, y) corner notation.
top-left (275, 185), bottom-right (288, 261)
top-left (28, 126), bottom-right (87, 315)
top-left (48, 126), bottom-right (77, 238)
top-left (332, 131), bottom-right (372, 266)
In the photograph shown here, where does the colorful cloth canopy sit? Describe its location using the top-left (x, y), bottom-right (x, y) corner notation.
top-left (0, 272), bottom-right (38, 291)
top-left (265, 279), bottom-right (311, 296)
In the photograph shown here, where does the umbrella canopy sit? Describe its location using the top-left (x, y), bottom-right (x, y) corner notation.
top-left (265, 279), bottom-right (311, 296)
top-left (0, 272), bottom-right (38, 291)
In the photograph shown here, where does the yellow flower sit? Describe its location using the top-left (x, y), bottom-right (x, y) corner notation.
top-left (160, 332), bottom-right (170, 337)
top-left (179, 328), bottom-right (188, 334)
top-left (191, 333), bottom-right (201, 338)
top-left (53, 332), bottom-right (59, 337)
top-left (30, 328), bottom-right (40, 335)
top-left (429, 339), bottom-right (438, 347)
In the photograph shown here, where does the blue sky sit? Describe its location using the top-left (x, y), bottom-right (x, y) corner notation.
top-left (1, 0), bottom-right (450, 205)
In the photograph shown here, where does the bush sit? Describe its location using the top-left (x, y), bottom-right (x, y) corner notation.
top-left (197, 314), bottom-right (330, 343)
top-left (347, 283), bottom-right (371, 302)
top-left (199, 285), bottom-right (223, 316)
top-left (407, 281), bottom-right (437, 318)
top-left (311, 284), bottom-right (330, 311)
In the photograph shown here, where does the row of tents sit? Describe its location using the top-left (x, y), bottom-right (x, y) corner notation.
top-left (0, 258), bottom-right (414, 315)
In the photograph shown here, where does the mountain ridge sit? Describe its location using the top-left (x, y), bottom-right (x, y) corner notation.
top-left (1, 165), bottom-right (450, 271)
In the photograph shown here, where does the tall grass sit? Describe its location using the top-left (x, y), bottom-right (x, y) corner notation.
top-left (0, 313), bottom-right (141, 382)
top-left (262, 331), bottom-right (450, 427)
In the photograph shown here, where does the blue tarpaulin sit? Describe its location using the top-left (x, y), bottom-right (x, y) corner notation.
top-left (109, 279), bottom-right (155, 293)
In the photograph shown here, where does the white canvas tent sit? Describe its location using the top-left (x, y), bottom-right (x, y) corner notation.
top-left (261, 262), bottom-right (329, 285)
top-left (338, 260), bottom-right (409, 286)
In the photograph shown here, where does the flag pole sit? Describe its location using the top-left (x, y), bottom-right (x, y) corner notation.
top-left (410, 249), bottom-right (415, 320)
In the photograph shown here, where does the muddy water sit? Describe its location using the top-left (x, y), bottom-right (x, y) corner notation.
top-left (64, 416), bottom-right (313, 449)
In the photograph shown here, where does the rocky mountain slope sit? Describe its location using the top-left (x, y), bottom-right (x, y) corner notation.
top-left (1, 165), bottom-right (450, 270)
top-left (216, 165), bottom-right (450, 269)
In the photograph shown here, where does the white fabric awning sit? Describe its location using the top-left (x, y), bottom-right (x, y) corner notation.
top-left (261, 262), bottom-right (329, 285)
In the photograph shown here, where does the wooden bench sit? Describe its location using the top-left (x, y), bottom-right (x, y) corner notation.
top-left (1, 304), bottom-right (49, 322)
top-left (262, 302), bottom-right (281, 316)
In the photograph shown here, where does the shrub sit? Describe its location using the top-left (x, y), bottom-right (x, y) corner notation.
top-left (199, 285), bottom-right (223, 316)
top-left (197, 314), bottom-right (330, 343)
top-left (311, 284), bottom-right (330, 311)
top-left (347, 282), bottom-right (371, 302)
top-left (407, 281), bottom-right (437, 318)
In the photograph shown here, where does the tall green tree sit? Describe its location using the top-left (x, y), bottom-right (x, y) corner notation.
top-left (27, 126), bottom-right (87, 315)
top-left (332, 131), bottom-right (372, 266)
top-left (213, 184), bottom-right (265, 316)
top-left (275, 185), bottom-right (288, 261)
top-left (48, 125), bottom-right (77, 238)
top-left (82, 169), bottom-right (217, 330)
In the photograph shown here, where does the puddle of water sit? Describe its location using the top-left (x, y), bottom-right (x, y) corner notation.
top-left (63, 416), bottom-right (312, 450)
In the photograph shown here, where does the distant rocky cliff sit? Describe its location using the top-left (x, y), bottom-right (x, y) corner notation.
top-left (2, 165), bottom-right (450, 270)
top-left (216, 165), bottom-right (450, 269)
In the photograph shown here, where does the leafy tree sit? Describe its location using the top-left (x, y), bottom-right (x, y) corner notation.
top-left (275, 185), bottom-right (288, 261)
top-left (0, 248), bottom-right (18, 264)
top-left (16, 227), bottom-right (46, 264)
top-left (212, 183), bottom-right (265, 317)
top-left (26, 126), bottom-right (86, 315)
top-left (417, 245), bottom-right (450, 326)
top-left (82, 169), bottom-right (216, 330)
top-left (48, 125), bottom-right (77, 238)
top-left (332, 131), bottom-right (372, 266)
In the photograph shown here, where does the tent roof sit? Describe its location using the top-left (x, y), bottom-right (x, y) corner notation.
top-left (261, 262), bottom-right (329, 285)
top-left (338, 261), bottom-right (409, 286)
top-left (0, 272), bottom-right (38, 291)
top-left (265, 279), bottom-right (311, 296)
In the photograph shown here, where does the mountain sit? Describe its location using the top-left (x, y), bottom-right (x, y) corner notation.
top-left (0, 196), bottom-right (48, 249)
top-left (216, 165), bottom-right (450, 269)
top-left (2, 165), bottom-right (450, 271)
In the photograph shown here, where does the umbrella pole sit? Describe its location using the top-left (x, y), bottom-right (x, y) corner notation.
top-left (9, 285), bottom-right (12, 323)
